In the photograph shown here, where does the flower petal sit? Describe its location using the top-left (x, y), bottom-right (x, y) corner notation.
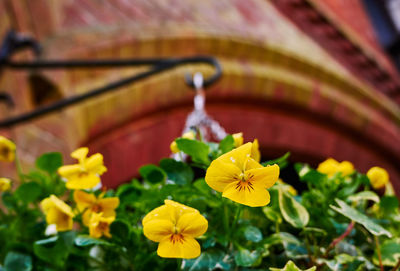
top-left (250, 139), bottom-right (261, 162)
top-left (0, 136), bottom-right (16, 162)
top-left (317, 158), bottom-right (339, 176)
top-left (73, 190), bottom-right (96, 212)
top-left (58, 164), bottom-right (81, 178)
top-left (244, 157), bottom-right (263, 171)
top-left (143, 219), bottom-right (174, 242)
top-left (85, 153), bottom-right (107, 175)
top-left (205, 160), bottom-right (241, 192)
top-left (217, 142), bottom-right (253, 171)
top-left (157, 236), bottom-right (201, 259)
top-left (245, 164), bottom-right (279, 188)
top-left (65, 172), bottom-right (101, 190)
top-left (338, 161), bottom-right (354, 176)
top-left (71, 147), bottom-right (89, 162)
top-left (222, 181), bottom-right (271, 207)
top-left (99, 198), bottom-right (119, 218)
top-left (232, 132), bottom-right (243, 147)
top-left (49, 195), bottom-right (74, 217)
top-left (177, 212), bottom-right (208, 238)
top-left (164, 200), bottom-right (199, 223)
top-left (142, 205), bottom-right (171, 226)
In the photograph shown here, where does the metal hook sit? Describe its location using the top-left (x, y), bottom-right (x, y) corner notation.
top-left (0, 31), bottom-right (222, 128)
top-left (183, 56), bottom-right (222, 89)
top-left (0, 30), bottom-right (42, 63)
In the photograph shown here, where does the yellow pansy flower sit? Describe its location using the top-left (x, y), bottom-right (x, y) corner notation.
top-left (232, 133), bottom-right (244, 147)
top-left (170, 131), bottom-right (196, 153)
top-left (317, 158), bottom-right (354, 177)
top-left (367, 166), bottom-right (389, 189)
top-left (0, 178), bottom-right (11, 192)
top-left (40, 195), bottom-right (74, 231)
top-left (73, 190), bottom-right (119, 226)
top-left (143, 200), bottom-right (208, 259)
top-left (337, 161), bottom-right (354, 176)
top-left (205, 142), bottom-right (279, 207)
top-left (0, 136), bottom-right (16, 162)
top-left (58, 147), bottom-right (107, 190)
top-left (89, 212), bottom-right (115, 238)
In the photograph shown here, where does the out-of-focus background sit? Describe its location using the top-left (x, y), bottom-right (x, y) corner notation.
top-left (0, 0), bottom-right (399, 193)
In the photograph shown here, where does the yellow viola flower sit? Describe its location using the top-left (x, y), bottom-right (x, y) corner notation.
top-left (251, 139), bottom-right (261, 162)
top-left (40, 195), bottom-right (74, 231)
top-left (143, 199), bottom-right (208, 259)
top-left (317, 158), bottom-right (354, 177)
top-left (58, 147), bottom-right (107, 190)
top-left (170, 131), bottom-right (196, 154)
top-left (337, 161), bottom-right (354, 176)
top-left (205, 142), bottom-right (279, 207)
top-left (0, 178), bottom-right (11, 192)
top-left (0, 136), bottom-right (16, 162)
top-left (232, 133), bottom-right (244, 147)
top-left (89, 212), bottom-right (115, 238)
top-left (367, 166), bottom-right (389, 189)
top-left (73, 190), bottom-right (119, 226)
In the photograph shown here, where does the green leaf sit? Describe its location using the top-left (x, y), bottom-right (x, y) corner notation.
top-left (373, 238), bottom-right (400, 266)
top-left (176, 138), bottom-right (210, 165)
top-left (264, 232), bottom-right (300, 248)
top-left (301, 227), bottom-right (327, 237)
top-left (2, 192), bottom-right (17, 209)
top-left (110, 220), bottom-right (131, 244)
top-left (15, 182), bottom-right (42, 203)
top-left (380, 196), bottom-right (399, 215)
top-left (4, 252), bottom-right (32, 271)
top-left (74, 235), bottom-right (112, 247)
top-left (295, 164), bottom-right (326, 185)
top-left (36, 152), bottom-right (63, 174)
top-left (270, 260), bottom-right (316, 271)
top-left (160, 158), bottom-right (194, 185)
top-left (262, 206), bottom-right (282, 223)
top-left (348, 191), bottom-right (380, 203)
top-left (33, 231), bottom-right (75, 267)
top-left (330, 199), bottom-right (392, 237)
top-left (116, 183), bottom-right (141, 205)
top-left (262, 152), bottom-right (291, 168)
top-left (193, 178), bottom-right (211, 195)
top-left (243, 225), bottom-right (263, 243)
top-left (279, 190), bottom-right (309, 228)
top-left (234, 248), bottom-right (261, 267)
top-left (219, 135), bottom-right (235, 154)
top-left (139, 164), bottom-right (166, 184)
top-left (183, 249), bottom-right (231, 270)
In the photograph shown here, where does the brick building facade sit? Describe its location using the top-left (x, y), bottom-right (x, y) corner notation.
top-left (0, 0), bottom-right (399, 192)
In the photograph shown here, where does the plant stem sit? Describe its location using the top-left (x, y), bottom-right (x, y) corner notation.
top-left (391, 258), bottom-right (400, 271)
top-left (223, 202), bottom-right (229, 234)
top-left (176, 258), bottom-right (182, 271)
top-left (375, 235), bottom-right (384, 271)
top-left (304, 236), bottom-right (316, 267)
top-left (325, 221), bottom-right (355, 257)
top-left (228, 204), bottom-right (243, 247)
top-left (15, 153), bottom-right (25, 182)
top-left (231, 204), bottom-right (243, 230)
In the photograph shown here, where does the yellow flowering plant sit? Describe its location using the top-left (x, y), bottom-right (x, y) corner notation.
top-left (0, 133), bottom-right (399, 271)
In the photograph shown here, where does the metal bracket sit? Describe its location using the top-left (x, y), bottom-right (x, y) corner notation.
top-left (0, 31), bottom-right (222, 128)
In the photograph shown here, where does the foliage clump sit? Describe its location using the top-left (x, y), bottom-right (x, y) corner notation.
top-left (0, 134), bottom-right (399, 271)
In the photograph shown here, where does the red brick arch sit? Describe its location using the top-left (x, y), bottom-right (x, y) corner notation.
top-left (87, 90), bottom-right (400, 193)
